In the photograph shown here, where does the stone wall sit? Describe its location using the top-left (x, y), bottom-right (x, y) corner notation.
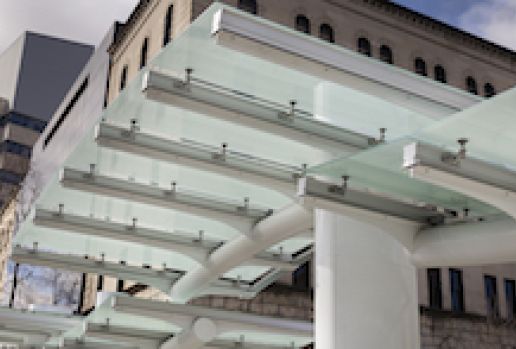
top-left (190, 284), bottom-right (313, 321)
top-left (421, 309), bottom-right (516, 349)
top-left (190, 286), bottom-right (516, 348)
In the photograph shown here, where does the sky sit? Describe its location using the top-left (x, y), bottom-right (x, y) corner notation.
top-left (0, 0), bottom-right (515, 54)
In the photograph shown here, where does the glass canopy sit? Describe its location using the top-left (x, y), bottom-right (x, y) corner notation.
top-left (13, 1), bottom-right (515, 307)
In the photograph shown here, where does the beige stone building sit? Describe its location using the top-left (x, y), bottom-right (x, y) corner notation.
top-left (77, 0), bottom-right (516, 346)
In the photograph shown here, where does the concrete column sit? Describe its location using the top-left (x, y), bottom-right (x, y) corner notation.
top-left (315, 209), bottom-right (420, 348)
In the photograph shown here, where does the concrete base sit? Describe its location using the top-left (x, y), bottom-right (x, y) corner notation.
top-left (315, 209), bottom-right (420, 348)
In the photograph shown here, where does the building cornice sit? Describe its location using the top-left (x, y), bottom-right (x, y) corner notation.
top-left (350, 0), bottom-right (516, 63)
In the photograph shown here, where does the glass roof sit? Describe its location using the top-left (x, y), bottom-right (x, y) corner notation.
top-left (14, 1), bottom-right (514, 297)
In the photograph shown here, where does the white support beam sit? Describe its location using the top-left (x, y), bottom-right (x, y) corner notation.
top-left (211, 7), bottom-right (479, 116)
top-left (11, 246), bottom-right (290, 299)
top-left (111, 296), bottom-right (313, 339)
top-left (143, 70), bottom-right (372, 153)
top-left (160, 318), bottom-right (217, 349)
top-left (404, 141), bottom-right (516, 218)
top-left (298, 176), bottom-right (445, 224)
top-left (60, 168), bottom-right (272, 232)
top-left (33, 209), bottom-right (304, 271)
top-left (96, 123), bottom-right (300, 194)
top-left (85, 323), bottom-right (168, 349)
top-left (169, 203), bottom-right (312, 302)
top-left (11, 247), bottom-right (181, 292)
top-left (63, 339), bottom-right (138, 349)
top-left (412, 217), bottom-right (516, 267)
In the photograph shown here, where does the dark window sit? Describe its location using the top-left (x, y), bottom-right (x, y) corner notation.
top-left (505, 279), bottom-right (515, 321)
top-left (428, 268), bottom-right (442, 310)
top-left (484, 83), bottom-right (496, 98)
top-left (485, 275), bottom-right (499, 319)
top-left (2, 140), bottom-right (32, 157)
top-left (379, 45), bottom-right (393, 64)
top-left (434, 65), bottom-right (447, 83)
top-left (238, 0), bottom-right (257, 14)
top-left (120, 65), bottom-right (128, 91)
top-left (44, 77), bottom-right (89, 148)
top-left (97, 275), bottom-right (104, 291)
top-left (140, 38), bottom-right (149, 69)
top-left (466, 76), bottom-right (478, 95)
top-left (117, 279), bottom-right (125, 292)
top-left (357, 37), bottom-right (371, 56)
top-left (450, 269), bottom-right (464, 313)
top-left (1, 113), bottom-right (46, 132)
top-left (163, 5), bottom-right (173, 47)
top-left (414, 57), bottom-right (427, 76)
top-left (319, 24), bottom-right (334, 43)
top-left (295, 15), bottom-right (311, 34)
top-left (293, 261), bottom-right (310, 291)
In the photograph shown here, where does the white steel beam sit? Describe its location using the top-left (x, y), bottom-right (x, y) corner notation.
top-left (412, 216), bottom-right (516, 267)
top-left (169, 203), bottom-right (312, 302)
top-left (11, 246), bottom-right (290, 299)
top-left (404, 141), bottom-right (516, 218)
top-left (33, 208), bottom-right (304, 271)
top-left (298, 176), bottom-right (446, 224)
top-left (84, 323), bottom-right (168, 349)
top-left (143, 70), bottom-right (372, 153)
top-left (11, 247), bottom-right (181, 292)
top-left (111, 296), bottom-right (313, 339)
top-left (211, 7), bottom-right (479, 116)
top-left (60, 168), bottom-right (272, 232)
top-left (96, 123), bottom-right (300, 194)
top-left (63, 339), bottom-right (138, 349)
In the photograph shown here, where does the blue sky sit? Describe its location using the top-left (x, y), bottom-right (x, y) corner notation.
top-left (393, 0), bottom-right (473, 27)
top-left (393, 0), bottom-right (516, 49)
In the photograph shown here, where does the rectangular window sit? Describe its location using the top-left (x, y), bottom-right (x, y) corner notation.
top-left (97, 275), bottom-right (104, 291)
top-left (117, 279), bottom-right (124, 292)
top-left (292, 261), bottom-right (310, 290)
top-left (427, 268), bottom-right (442, 310)
top-left (505, 279), bottom-right (515, 321)
top-left (450, 269), bottom-right (464, 313)
top-left (485, 275), bottom-right (499, 319)
top-left (44, 76), bottom-right (89, 148)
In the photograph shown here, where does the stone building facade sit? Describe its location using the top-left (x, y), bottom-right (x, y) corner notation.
top-left (75, 0), bottom-right (516, 346)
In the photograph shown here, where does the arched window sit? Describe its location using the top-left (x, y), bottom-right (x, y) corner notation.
top-left (466, 76), bottom-right (478, 95)
top-left (379, 45), bottom-right (393, 64)
top-left (434, 65), bottom-right (446, 83)
top-left (140, 38), bottom-right (149, 69)
top-left (120, 65), bottom-right (128, 91)
top-left (484, 83), bottom-right (496, 98)
top-left (414, 57), bottom-right (427, 76)
top-left (295, 15), bottom-right (311, 34)
top-left (357, 37), bottom-right (371, 57)
top-left (319, 24), bottom-right (335, 43)
top-left (238, 0), bottom-right (257, 14)
top-left (163, 4), bottom-right (173, 47)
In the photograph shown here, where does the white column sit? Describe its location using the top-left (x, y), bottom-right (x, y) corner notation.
top-left (315, 209), bottom-right (420, 349)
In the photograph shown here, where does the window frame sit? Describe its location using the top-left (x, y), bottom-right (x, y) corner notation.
top-left (379, 44), bottom-right (392, 63)
top-left (163, 4), bottom-right (173, 47)
top-left (466, 76), bottom-right (478, 95)
top-left (319, 23), bottom-right (335, 43)
top-left (295, 14), bottom-right (311, 34)
top-left (238, 0), bottom-right (257, 14)
top-left (434, 65), bottom-right (447, 83)
top-left (414, 57), bottom-right (427, 76)
top-left (140, 37), bottom-right (149, 69)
